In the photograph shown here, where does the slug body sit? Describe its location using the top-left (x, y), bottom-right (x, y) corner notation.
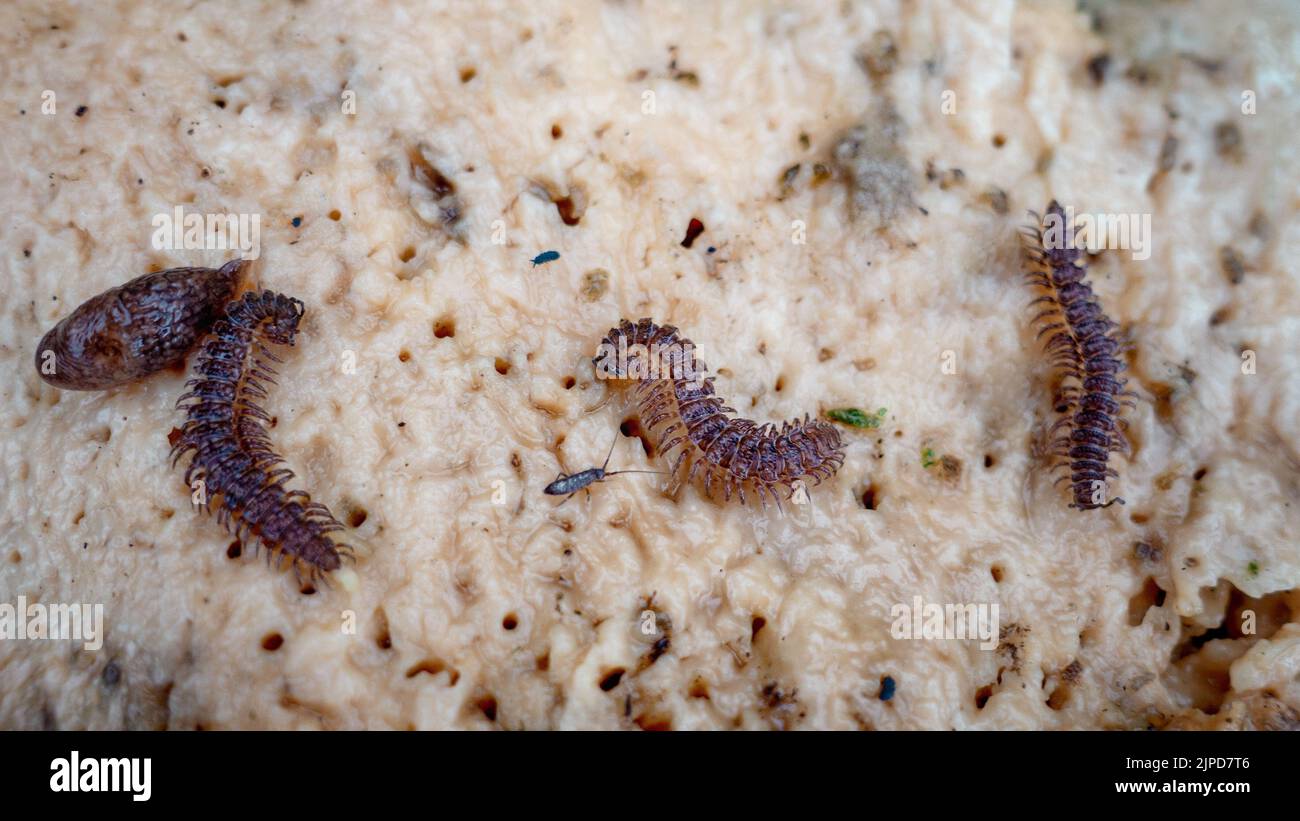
top-left (171, 290), bottom-right (350, 582)
top-left (1022, 201), bottom-right (1132, 510)
top-left (592, 318), bottom-right (844, 507)
top-left (35, 259), bottom-right (246, 390)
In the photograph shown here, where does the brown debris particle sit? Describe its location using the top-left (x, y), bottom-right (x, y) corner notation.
top-left (681, 217), bottom-right (705, 248)
top-left (759, 682), bottom-right (803, 729)
top-left (582, 268), bottom-right (610, 301)
top-left (1219, 246), bottom-right (1246, 284)
top-left (830, 112), bottom-right (914, 225)
top-left (407, 144), bottom-right (464, 237)
top-left (937, 454), bottom-right (962, 482)
top-left (1086, 53), bottom-right (1111, 85)
top-left (1035, 148), bottom-right (1054, 174)
top-left (1138, 537), bottom-right (1170, 563)
top-left (778, 163), bottom-right (801, 198)
top-left (856, 30), bottom-right (898, 79)
top-left (1248, 210), bottom-right (1271, 240)
top-left (998, 623), bottom-right (1029, 672)
top-left (1126, 62), bottom-right (1155, 85)
top-left (982, 187), bottom-right (1009, 215)
top-left (1158, 135), bottom-right (1179, 173)
top-left (1213, 121), bottom-right (1243, 162)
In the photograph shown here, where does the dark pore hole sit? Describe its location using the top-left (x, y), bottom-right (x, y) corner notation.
top-left (555, 197), bottom-right (580, 225)
top-left (620, 417), bottom-right (654, 458)
top-left (1046, 684), bottom-right (1071, 710)
top-left (599, 668), bottom-right (625, 691)
top-left (860, 483), bottom-right (878, 510)
top-left (1127, 577), bottom-right (1166, 626)
top-left (374, 608), bottom-right (393, 650)
top-left (405, 660), bottom-right (461, 686)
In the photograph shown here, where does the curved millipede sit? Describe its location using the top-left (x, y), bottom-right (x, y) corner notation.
top-left (34, 259), bottom-right (246, 390)
top-left (592, 318), bottom-right (845, 507)
top-left (1021, 201), bottom-right (1134, 510)
top-left (171, 290), bottom-right (351, 583)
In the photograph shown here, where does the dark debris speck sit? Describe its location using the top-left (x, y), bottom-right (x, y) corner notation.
top-left (1086, 53), bottom-right (1111, 85)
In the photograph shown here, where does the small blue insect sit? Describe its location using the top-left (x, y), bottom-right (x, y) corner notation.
top-left (543, 432), bottom-right (663, 505)
top-left (879, 675), bottom-right (896, 701)
top-left (531, 250), bottom-right (560, 267)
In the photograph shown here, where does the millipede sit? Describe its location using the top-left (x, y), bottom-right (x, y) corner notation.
top-left (1021, 201), bottom-right (1135, 510)
top-left (592, 318), bottom-right (845, 507)
top-left (170, 290), bottom-right (352, 584)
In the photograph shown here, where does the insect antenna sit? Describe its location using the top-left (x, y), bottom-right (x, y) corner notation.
top-left (598, 429), bottom-right (620, 472)
top-left (599, 431), bottom-right (667, 478)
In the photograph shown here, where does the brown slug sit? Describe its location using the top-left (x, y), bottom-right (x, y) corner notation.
top-left (34, 259), bottom-right (247, 390)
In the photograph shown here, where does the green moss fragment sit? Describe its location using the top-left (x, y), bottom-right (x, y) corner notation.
top-left (828, 408), bottom-right (881, 429)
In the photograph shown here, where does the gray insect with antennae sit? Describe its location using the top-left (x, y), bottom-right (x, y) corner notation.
top-left (544, 432), bottom-right (665, 505)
